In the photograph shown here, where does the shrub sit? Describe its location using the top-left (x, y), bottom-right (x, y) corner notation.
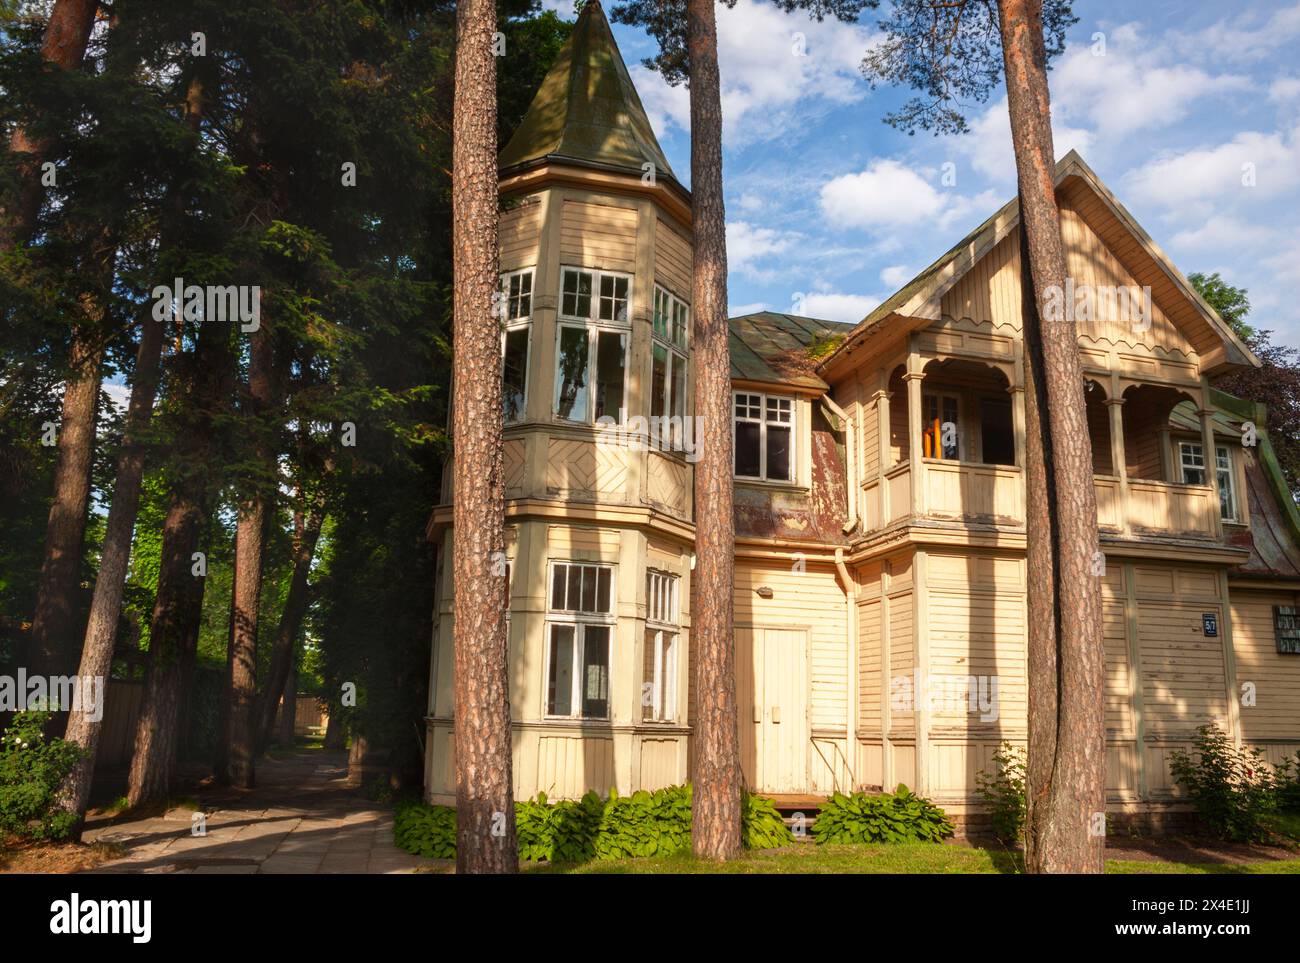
top-left (811, 784), bottom-right (953, 844)
top-left (1170, 724), bottom-right (1282, 842)
top-left (394, 785), bottom-right (793, 862)
top-left (0, 710), bottom-right (85, 841)
top-left (742, 791), bottom-right (794, 848)
top-left (393, 799), bottom-right (455, 858)
top-left (975, 742), bottom-right (1027, 843)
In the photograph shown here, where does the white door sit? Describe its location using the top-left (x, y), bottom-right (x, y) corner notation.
top-left (736, 627), bottom-right (808, 794)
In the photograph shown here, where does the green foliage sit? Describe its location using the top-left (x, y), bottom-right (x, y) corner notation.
top-left (393, 799), bottom-right (456, 859)
top-left (394, 785), bottom-right (793, 862)
top-left (0, 710), bottom-right (84, 841)
top-left (1170, 724), bottom-right (1286, 842)
top-left (742, 791), bottom-right (795, 849)
top-left (811, 784), bottom-right (953, 845)
top-left (975, 742), bottom-right (1027, 843)
top-left (1188, 271), bottom-right (1253, 341)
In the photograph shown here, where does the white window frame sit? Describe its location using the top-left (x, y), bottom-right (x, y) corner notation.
top-left (544, 561), bottom-right (616, 721)
top-left (554, 266), bottom-right (632, 426)
top-left (500, 320), bottom-right (531, 424)
top-left (500, 267), bottom-right (534, 322)
top-left (644, 571), bottom-right (680, 724)
top-left (652, 285), bottom-right (690, 444)
top-left (1179, 441), bottom-right (1238, 522)
top-left (733, 391), bottom-right (795, 483)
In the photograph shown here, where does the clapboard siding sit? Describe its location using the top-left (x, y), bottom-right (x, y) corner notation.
top-left (500, 195), bottom-right (543, 271)
top-left (1231, 591), bottom-right (1300, 741)
top-left (654, 217), bottom-right (692, 298)
top-left (560, 199), bottom-right (638, 273)
top-left (734, 559), bottom-right (847, 730)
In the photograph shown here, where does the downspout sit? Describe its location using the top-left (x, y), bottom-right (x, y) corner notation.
top-left (821, 394), bottom-right (858, 534)
top-left (834, 547), bottom-right (858, 791)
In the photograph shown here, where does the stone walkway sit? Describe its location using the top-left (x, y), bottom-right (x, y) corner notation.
top-left (81, 748), bottom-right (445, 874)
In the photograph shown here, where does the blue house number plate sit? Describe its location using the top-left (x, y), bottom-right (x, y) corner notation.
top-left (1203, 613), bottom-right (1219, 637)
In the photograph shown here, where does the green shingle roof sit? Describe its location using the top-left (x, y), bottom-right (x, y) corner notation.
top-left (498, 1), bottom-right (675, 183)
top-left (728, 312), bottom-right (854, 392)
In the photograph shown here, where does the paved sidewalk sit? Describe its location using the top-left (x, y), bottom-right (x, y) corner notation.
top-left (81, 748), bottom-right (445, 874)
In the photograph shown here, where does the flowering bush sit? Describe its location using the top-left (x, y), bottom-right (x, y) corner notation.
top-left (0, 710), bottom-right (84, 841)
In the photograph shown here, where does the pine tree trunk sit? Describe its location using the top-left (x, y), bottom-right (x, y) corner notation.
top-left (999, 0), bottom-right (1106, 874)
top-left (686, 0), bottom-right (742, 861)
top-left (450, 0), bottom-right (516, 875)
top-left (219, 323), bottom-right (277, 787)
top-left (28, 322), bottom-right (102, 680)
top-left (54, 303), bottom-right (165, 827)
top-left (126, 493), bottom-right (206, 807)
top-left (323, 711), bottom-right (344, 750)
top-left (257, 496), bottom-right (326, 752)
top-left (0, 0), bottom-right (99, 249)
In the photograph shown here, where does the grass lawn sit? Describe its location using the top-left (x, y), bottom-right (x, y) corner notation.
top-left (520, 843), bottom-right (1300, 875)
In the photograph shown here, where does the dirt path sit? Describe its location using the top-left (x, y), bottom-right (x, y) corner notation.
top-left (79, 748), bottom-right (439, 874)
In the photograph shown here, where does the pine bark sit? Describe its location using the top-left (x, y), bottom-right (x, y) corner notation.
top-left (256, 495), bottom-right (326, 752)
top-left (999, 0), bottom-right (1106, 874)
top-left (686, 0), bottom-right (742, 861)
top-left (54, 302), bottom-right (165, 826)
top-left (451, 0), bottom-right (516, 874)
top-left (277, 659), bottom-right (297, 747)
top-left (0, 0), bottom-right (99, 249)
top-left (27, 321), bottom-right (101, 680)
top-left (126, 494), bottom-right (206, 807)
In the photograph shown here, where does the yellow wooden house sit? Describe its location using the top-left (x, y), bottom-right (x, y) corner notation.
top-left (425, 1), bottom-right (1300, 824)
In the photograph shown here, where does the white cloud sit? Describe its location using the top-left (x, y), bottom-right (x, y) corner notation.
top-left (1123, 127), bottom-right (1300, 212)
top-left (819, 160), bottom-right (945, 229)
top-left (726, 219), bottom-right (799, 279)
top-left (728, 301), bottom-right (766, 317)
top-left (1270, 76), bottom-right (1300, 105)
top-left (1169, 214), bottom-right (1271, 252)
top-left (633, 0), bottom-right (877, 147)
top-left (880, 264), bottom-right (911, 288)
top-left (795, 291), bottom-right (879, 325)
top-left (1170, 5), bottom-right (1300, 63)
top-left (951, 95), bottom-right (1093, 185)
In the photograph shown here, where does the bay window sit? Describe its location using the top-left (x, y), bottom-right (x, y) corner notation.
top-left (556, 267), bottom-right (630, 424)
top-left (546, 562), bottom-right (614, 719)
top-left (734, 392), bottom-right (794, 482)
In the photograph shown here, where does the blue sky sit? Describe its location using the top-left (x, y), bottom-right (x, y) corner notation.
top-left (544, 0), bottom-right (1300, 350)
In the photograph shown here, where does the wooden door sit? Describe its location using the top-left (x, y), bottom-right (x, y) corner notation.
top-left (735, 627), bottom-right (808, 793)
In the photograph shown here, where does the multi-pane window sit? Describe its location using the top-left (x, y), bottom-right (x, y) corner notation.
top-left (643, 571), bottom-right (680, 723)
top-left (556, 267), bottom-right (630, 424)
top-left (923, 393), bottom-right (960, 460)
top-left (734, 393), bottom-right (794, 482)
top-left (546, 562), bottom-right (614, 719)
top-left (500, 269), bottom-right (533, 422)
top-left (1179, 442), bottom-right (1237, 521)
top-left (1275, 605), bottom-right (1300, 655)
top-left (652, 286), bottom-right (689, 445)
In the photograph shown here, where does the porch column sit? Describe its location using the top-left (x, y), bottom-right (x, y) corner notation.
top-left (1108, 374), bottom-right (1130, 536)
top-left (906, 336), bottom-right (924, 518)
top-left (874, 371), bottom-right (891, 524)
top-left (1198, 385), bottom-right (1224, 539)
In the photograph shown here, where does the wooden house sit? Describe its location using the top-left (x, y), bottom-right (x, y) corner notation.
top-left (425, 1), bottom-right (1300, 824)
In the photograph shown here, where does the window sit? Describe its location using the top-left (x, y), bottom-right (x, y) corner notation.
top-left (652, 286), bottom-right (689, 445)
top-left (556, 267), bottom-right (630, 424)
top-left (546, 562), bottom-right (614, 719)
top-left (923, 393), bottom-right (960, 460)
top-left (499, 270), bottom-right (533, 422)
top-left (1275, 605), bottom-right (1300, 655)
top-left (1179, 442), bottom-right (1237, 521)
top-left (644, 571), bottom-right (680, 723)
top-left (734, 392), bottom-right (794, 482)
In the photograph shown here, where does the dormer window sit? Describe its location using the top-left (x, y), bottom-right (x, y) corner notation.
top-left (734, 392), bottom-right (794, 482)
top-left (556, 267), bottom-right (631, 425)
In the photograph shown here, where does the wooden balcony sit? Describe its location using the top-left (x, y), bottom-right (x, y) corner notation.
top-left (1095, 476), bottom-right (1217, 538)
top-left (922, 460), bottom-right (1024, 524)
